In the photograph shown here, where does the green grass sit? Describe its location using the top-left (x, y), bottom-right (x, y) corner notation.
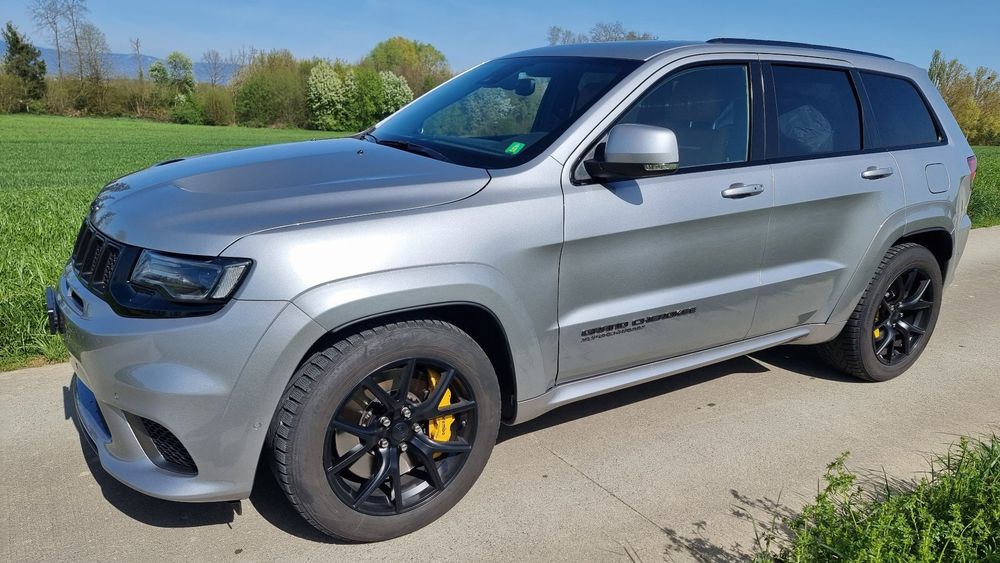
top-left (0, 114), bottom-right (346, 370)
top-left (970, 146), bottom-right (1000, 228)
top-left (753, 436), bottom-right (1000, 562)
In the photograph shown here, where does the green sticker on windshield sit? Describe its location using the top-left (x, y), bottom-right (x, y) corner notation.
top-left (504, 141), bottom-right (526, 155)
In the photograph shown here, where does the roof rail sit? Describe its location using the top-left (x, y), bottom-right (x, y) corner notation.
top-left (706, 38), bottom-right (894, 60)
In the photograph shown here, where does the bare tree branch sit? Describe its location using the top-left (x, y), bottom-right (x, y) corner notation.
top-left (202, 48), bottom-right (223, 86)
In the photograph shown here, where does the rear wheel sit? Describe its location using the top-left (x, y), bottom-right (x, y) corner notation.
top-left (818, 243), bottom-right (943, 381)
top-left (269, 319), bottom-right (500, 541)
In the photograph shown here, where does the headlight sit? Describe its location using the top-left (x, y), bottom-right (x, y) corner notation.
top-left (130, 250), bottom-right (251, 302)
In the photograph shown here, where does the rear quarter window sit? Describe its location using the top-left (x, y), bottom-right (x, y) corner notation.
top-left (861, 72), bottom-right (941, 148)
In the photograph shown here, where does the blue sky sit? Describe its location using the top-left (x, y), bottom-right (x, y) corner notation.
top-left (4, 0), bottom-right (998, 72)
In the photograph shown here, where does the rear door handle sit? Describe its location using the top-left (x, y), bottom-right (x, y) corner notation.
top-left (861, 166), bottom-right (894, 180)
top-left (721, 183), bottom-right (765, 199)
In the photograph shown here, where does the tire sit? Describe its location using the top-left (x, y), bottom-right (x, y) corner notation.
top-left (818, 243), bottom-right (943, 382)
top-left (268, 319), bottom-right (501, 542)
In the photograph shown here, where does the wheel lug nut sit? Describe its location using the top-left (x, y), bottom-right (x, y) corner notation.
top-left (401, 407), bottom-right (411, 419)
top-left (412, 423), bottom-right (422, 434)
top-left (378, 438), bottom-right (389, 448)
top-left (379, 416), bottom-right (391, 427)
top-left (399, 443), bottom-right (408, 452)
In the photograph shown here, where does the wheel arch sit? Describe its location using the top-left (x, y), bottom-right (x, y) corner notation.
top-left (288, 263), bottom-right (558, 421)
top-left (295, 302), bottom-right (519, 422)
top-left (890, 228), bottom-right (953, 282)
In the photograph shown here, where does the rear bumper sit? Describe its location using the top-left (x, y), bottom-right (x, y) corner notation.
top-left (57, 264), bottom-right (327, 502)
top-left (947, 214), bottom-right (972, 285)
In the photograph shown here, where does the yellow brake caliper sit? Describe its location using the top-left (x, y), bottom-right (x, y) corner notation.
top-left (426, 367), bottom-right (454, 443)
top-left (873, 311), bottom-right (881, 339)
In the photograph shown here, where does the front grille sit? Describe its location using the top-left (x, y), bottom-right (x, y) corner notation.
top-left (139, 417), bottom-right (198, 474)
top-left (71, 221), bottom-right (123, 291)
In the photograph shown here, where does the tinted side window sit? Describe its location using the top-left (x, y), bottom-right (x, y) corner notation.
top-left (771, 65), bottom-right (861, 158)
top-left (618, 65), bottom-right (750, 168)
top-left (862, 72), bottom-right (940, 148)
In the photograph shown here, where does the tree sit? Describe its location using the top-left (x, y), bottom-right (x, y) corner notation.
top-left (149, 60), bottom-right (168, 86)
top-left (379, 70), bottom-right (412, 116)
top-left (972, 66), bottom-right (1000, 144)
top-left (129, 37), bottom-right (148, 115)
top-left (589, 21), bottom-right (657, 41)
top-left (165, 51), bottom-right (194, 93)
top-left (308, 62), bottom-right (412, 131)
top-left (547, 21), bottom-right (657, 45)
top-left (361, 36), bottom-right (451, 96)
top-left (29, 0), bottom-right (67, 78)
top-left (77, 22), bottom-right (109, 83)
top-left (225, 45), bottom-right (255, 77)
top-left (202, 48), bottom-right (223, 86)
top-left (232, 49), bottom-right (312, 128)
top-left (1, 21), bottom-right (47, 103)
top-left (547, 26), bottom-right (587, 45)
top-left (130, 37), bottom-right (143, 82)
top-left (62, 0), bottom-right (88, 80)
top-left (307, 60), bottom-right (354, 130)
top-left (929, 50), bottom-right (982, 142)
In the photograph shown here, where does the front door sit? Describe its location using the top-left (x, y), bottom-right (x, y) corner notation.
top-left (558, 61), bottom-right (772, 382)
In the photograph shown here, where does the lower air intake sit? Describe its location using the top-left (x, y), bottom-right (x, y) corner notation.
top-left (139, 417), bottom-right (198, 474)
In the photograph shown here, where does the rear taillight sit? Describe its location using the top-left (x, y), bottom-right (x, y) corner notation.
top-left (968, 155), bottom-right (978, 187)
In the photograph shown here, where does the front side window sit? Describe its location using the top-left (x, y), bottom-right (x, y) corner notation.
top-left (618, 65), bottom-right (750, 168)
top-left (771, 65), bottom-right (862, 158)
top-left (861, 72), bottom-right (941, 148)
top-left (373, 57), bottom-right (640, 169)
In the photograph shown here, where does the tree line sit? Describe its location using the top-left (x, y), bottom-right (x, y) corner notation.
top-left (2, 10), bottom-right (999, 144)
top-left (0, 0), bottom-right (450, 130)
top-left (930, 50), bottom-right (1000, 145)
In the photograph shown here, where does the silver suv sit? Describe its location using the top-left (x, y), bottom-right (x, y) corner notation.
top-left (49, 38), bottom-right (976, 541)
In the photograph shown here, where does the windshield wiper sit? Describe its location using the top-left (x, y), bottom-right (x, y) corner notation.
top-left (353, 126), bottom-right (378, 143)
top-left (376, 139), bottom-right (452, 163)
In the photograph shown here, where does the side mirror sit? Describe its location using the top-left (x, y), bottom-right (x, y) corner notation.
top-left (584, 123), bottom-right (679, 182)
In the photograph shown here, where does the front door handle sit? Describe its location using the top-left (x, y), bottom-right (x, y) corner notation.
top-left (861, 166), bottom-right (894, 180)
top-left (721, 183), bottom-right (765, 199)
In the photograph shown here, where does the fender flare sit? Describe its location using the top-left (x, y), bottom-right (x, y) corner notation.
top-left (827, 207), bottom-right (955, 325)
top-left (291, 263), bottom-right (555, 401)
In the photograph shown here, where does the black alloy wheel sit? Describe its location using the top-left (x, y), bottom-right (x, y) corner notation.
top-left (269, 318), bottom-right (500, 542)
top-left (817, 243), bottom-right (943, 382)
top-left (871, 267), bottom-right (935, 365)
top-left (324, 358), bottom-right (478, 516)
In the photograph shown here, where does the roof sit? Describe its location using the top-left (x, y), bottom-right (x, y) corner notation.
top-left (706, 38), bottom-right (892, 60)
top-left (501, 38), bottom-right (894, 63)
top-left (502, 40), bottom-right (701, 61)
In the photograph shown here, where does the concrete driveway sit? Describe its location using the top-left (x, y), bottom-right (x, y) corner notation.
top-left (3, 227), bottom-right (999, 562)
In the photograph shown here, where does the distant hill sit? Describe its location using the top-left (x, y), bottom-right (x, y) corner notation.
top-left (0, 40), bottom-right (238, 84)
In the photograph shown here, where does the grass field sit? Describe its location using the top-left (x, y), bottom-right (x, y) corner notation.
top-left (0, 115), bottom-right (345, 370)
top-left (0, 115), bottom-right (998, 370)
top-left (970, 145), bottom-right (1000, 227)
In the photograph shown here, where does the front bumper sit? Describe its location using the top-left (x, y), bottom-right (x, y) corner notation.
top-left (57, 264), bottom-right (326, 502)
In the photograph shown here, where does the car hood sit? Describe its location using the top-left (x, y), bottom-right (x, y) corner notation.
top-left (89, 138), bottom-right (490, 256)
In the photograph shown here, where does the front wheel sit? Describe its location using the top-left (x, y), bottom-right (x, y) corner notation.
top-left (269, 319), bottom-right (501, 541)
top-left (818, 243), bottom-right (943, 381)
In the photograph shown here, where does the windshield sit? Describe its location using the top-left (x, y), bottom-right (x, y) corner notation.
top-left (370, 56), bottom-right (641, 169)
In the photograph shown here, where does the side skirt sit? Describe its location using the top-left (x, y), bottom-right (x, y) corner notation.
top-left (512, 324), bottom-right (833, 424)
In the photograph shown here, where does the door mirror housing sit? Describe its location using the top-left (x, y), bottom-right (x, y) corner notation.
top-left (584, 124), bottom-right (680, 182)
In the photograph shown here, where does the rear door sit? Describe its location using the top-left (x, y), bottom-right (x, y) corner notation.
top-left (558, 59), bottom-right (773, 382)
top-left (748, 61), bottom-right (905, 337)
top-left (859, 71), bottom-right (953, 224)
